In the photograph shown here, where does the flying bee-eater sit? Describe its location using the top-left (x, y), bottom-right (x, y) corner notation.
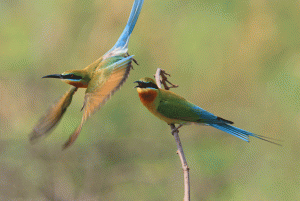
top-left (134, 77), bottom-right (280, 145)
top-left (30, 0), bottom-right (144, 149)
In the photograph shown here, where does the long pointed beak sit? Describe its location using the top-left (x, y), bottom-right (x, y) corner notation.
top-left (134, 81), bottom-right (142, 88)
top-left (42, 74), bottom-right (62, 79)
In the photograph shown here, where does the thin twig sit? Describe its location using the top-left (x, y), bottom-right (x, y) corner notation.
top-left (154, 68), bottom-right (179, 90)
top-left (154, 68), bottom-right (190, 201)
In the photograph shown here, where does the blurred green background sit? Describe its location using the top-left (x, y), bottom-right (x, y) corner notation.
top-left (1, 0), bottom-right (299, 200)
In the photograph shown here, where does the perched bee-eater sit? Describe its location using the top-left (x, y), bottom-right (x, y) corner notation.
top-left (134, 77), bottom-right (280, 145)
top-left (30, 0), bottom-right (144, 149)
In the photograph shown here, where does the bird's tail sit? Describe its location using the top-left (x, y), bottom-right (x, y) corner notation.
top-left (208, 123), bottom-right (282, 146)
top-left (108, 0), bottom-right (144, 53)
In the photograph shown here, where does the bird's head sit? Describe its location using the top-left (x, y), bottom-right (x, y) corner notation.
top-left (134, 77), bottom-right (159, 93)
top-left (134, 77), bottom-right (159, 104)
top-left (42, 70), bottom-right (90, 88)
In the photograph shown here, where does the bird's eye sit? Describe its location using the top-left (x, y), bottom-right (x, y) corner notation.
top-left (63, 74), bottom-right (82, 80)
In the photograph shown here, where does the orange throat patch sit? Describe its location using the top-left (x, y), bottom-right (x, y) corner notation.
top-left (67, 81), bottom-right (88, 88)
top-left (138, 89), bottom-right (158, 105)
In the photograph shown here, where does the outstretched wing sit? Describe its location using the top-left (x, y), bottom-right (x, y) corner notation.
top-left (29, 87), bottom-right (77, 142)
top-left (62, 56), bottom-right (133, 149)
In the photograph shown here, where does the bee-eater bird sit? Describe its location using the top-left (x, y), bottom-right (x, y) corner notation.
top-left (134, 77), bottom-right (280, 145)
top-left (30, 0), bottom-right (144, 149)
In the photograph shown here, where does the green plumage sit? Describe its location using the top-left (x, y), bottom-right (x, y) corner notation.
top-left (156, 90), bottom-right (202, 123)
top-left (135, 77), bottom-right (281, 145)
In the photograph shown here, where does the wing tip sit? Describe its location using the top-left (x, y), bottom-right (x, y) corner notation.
top-left (62, 125), bottom-right (83, 150)
top-left (29, 131), bottom-right (40, 144)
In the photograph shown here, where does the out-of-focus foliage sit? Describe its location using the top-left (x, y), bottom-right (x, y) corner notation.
top-left (1, 0), bottom-right (299, 200)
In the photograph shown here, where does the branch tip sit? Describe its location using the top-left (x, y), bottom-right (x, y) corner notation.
top-left (154, 68), bottom-right (178, 90)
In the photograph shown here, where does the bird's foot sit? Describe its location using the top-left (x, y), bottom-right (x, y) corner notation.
top-left (126, 52), bottom-right (138, 65)
top-left (132, 58), bottom-right (138, 65)
top-left (171, 124), bottom-right (183, 135)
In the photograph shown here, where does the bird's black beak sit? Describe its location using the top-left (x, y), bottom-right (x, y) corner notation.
top-left (134, 81), bottom-right (142, 88)
top-left (42, 74), bottom-right (62, 79)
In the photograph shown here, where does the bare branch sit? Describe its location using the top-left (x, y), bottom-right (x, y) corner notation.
top-left (171, 124), bottom-right (190, 201)
top-left (154, 68), bottom-right (190, 201)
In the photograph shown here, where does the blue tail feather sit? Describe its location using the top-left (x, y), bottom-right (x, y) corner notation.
top-left (209, 123), bottom-right (282, 146)
top-left (109, 0), bottom-right (144, 52)
top-left (209, 123), bottom-right (250, 142)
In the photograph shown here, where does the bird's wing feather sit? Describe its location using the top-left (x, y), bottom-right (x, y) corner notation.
top-left (29, 87), bottom-right (77, 142)
top-left (157, 90), bottom-right (226, 123)
top-left (157, 99), bottom-right (205, 122)
top-left (62, 56), bottom-right (133, 149)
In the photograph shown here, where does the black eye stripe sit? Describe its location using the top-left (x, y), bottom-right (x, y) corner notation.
top-left (63, 74), bottom-right (82, 80)
top-left (139, 82), bottom-right (158, 89)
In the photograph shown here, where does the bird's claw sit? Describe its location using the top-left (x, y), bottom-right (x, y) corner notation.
top-left (171, 124), bottom-right (183, 135)
top-left (126, 52), bottom-right (138, 65)
top-left (132, 58), bottom-right (138, 65)
top-left (171, 128), bottom-right (178, 135)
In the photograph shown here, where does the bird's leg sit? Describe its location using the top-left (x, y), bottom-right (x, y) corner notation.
top-left (171, 124), bottom-right (183, 135)
top-left (126, 52), bottom-right (138, 65)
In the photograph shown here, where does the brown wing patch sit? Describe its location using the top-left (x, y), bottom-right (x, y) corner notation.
top-left (62, 58), bottom-right (132, 149)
